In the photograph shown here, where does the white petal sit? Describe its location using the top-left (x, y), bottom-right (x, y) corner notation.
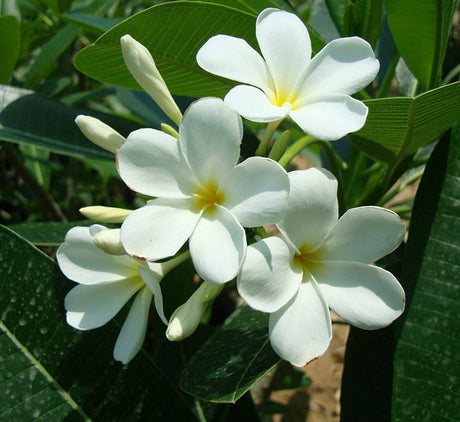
top-left (277, 168), bottom-right (338, 252)
top-left (196, 34), bottom-right (275, 96)
top-left (269, 277), bottom-right (332, 367)
top-left (137, 265), bottom-right (167, 324)
top-left (180, 98), bottom-right (242, 185)
top-left (319, 207), bottom-right (406, 263)
top-left (189, 205), bottom-right (245, 285)
top-left (221, 157), bottom-right (289, 227)
top-left (225, 85), bottom-right (290, 122)
top-left (237, 236), bottom-right (302, 313)
top-left (57, 226), bottom-right (137, 285)
top-left (299, 36), bottom-right (379, 97)
top-left (256, 8), bottom-right (311, 98)
top-left (121, 198), bottom-right (201, 261)
top-left (313, 261), bottom-right (405, 329)
top-left (113, 286), bottom-right (153, 364)
top-left (290, 94), bottom-right (368, 140)
top-left (117, 128), bottom-right (195, 198)
top-left (65, 278), bottom-right (142, 330)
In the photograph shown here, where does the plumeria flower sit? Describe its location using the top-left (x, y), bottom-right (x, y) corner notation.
top-left (197, 8), bottom-right (379, 140)
top-left (57, 224), bottom-right (188, 364)
top-left (237, 168), bottom-right (406, 366)
top-left (117, 97), bottom-right (289, 285)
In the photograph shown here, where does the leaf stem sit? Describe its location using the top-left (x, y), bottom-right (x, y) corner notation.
top-left (255, 119), bottom-right (282, 156)
top-left (278, 135), bottom-right (316, 168)
top-left (378, 48), bottom-right (400, 98)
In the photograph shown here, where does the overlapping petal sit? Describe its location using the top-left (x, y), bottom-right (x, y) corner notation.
top-left (65, 278), bottom-right (143, 330)
top-left (189, 205), bottom-right (245, 285)
top-left (237, 236), bottom-right (302, 313)
top-left (221, 157), bottom-right (289, 227)
top-left (290, 94), bottom-right (368, 140)
top-left (113, 286), bottom-right (153, 364)
top-left (121, 198), bottom-right (201, 261)
top-left (277, 168), bottom-right (338, 251)
top-left (298, 37), bottom-right (379, 98)
top-left (225, 85), bottom-right (290, 122)
top-left (269, 277), bottom-right (332, 366)
top-left (319, 207), bottom-right (406, 263)
top-left (256, 8), bottom-right (311, 97)
top-left (57, 226), bottom-right (137, 284)
top-left (180, 98), bottom-right (242, 185)
top-left (117, 128), bottom-right (195, 198)
top-left (196, 35), bottom-right (274, 96)
top-left (138, 265), bottom-right (167, 324)
top-left (312, 261), bottom-right (405, 330)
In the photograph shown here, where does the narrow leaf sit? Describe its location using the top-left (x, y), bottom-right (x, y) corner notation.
top-left (0, 15), bottom-right (20, 84)
top-left (392, 125), bottom-right (460, 421)
top-left (180, 304), bottom-right (279, 403)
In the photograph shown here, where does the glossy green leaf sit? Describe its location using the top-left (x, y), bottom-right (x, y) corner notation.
top-left (349, 81), bottom-right (460, 163)
top-left (0, 84), bottom-right (140, 160)
top-left (392, 125), bottom-right (460, 421)
top-left (0, 15), bottom-right (20, 84)
top-left (385, 0), bottom-right (457, 89)
top-left (180, 304), bottom-right (279, 403)
top-left (0, 225), bottom-right (201, 421)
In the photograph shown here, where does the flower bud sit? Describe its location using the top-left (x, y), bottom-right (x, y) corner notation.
top-left (161, 123), bottom-right (179, 139)
top-left (93, 228), bottom-right (125, 255)
top-left (166, 282), bottom-right (222, 341)
top-left (75, 115), bottom-right (125, 154)
top-left (80, 206), bottom-right (132, 223)
top-left (120, 34), bottom-right (182, 126)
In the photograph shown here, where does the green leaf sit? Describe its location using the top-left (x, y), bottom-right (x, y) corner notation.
top-left (24, 24), bottom-right (79, 89)
top-left (0, 0), bottom-right (21, 21)
top-left (385, 0), bottom-right (457, 89)
top-left (392, 124), bottom-right (460, 421)
top-left (61, 12), bottom-right (120, 35)
top-left (0, 225), bottom-right (201, 420)
top-left (0, 84), bottom-right (141, 160)
top-left (180, 304), bottom-right (279, 403)
top-left (0, 15), bottom-right (20, 84)
top-left (349, 81), bottom-right (460, 163)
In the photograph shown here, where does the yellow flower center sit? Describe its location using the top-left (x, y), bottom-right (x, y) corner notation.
top-left (292, 244), bottom-right (322, 273)
top-left (193, 180), bottom-right (225, 214)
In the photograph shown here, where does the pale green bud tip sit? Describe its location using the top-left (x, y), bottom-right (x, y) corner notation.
top-left (79, 206), bottom-right (132, 223)
top-left (93, 229), bottom-right (125, 255)
top-left (166, 283), bottom-right (208, 341)
top-left (75, 115), bottom-right (125, 154)
top-left (161, 123), bottom-right (179, 139)
top-left (120, 34), bottom-right (182, 126)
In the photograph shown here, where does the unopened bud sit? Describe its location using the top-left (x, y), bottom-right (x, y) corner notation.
top-left (121, 34), bottom-right (182, 125)
top-left (80, 206), bottom-right (132, 223)
top-left (166, 282), bottom-right (222, 341)
top-left (75, 115), bottom-right (125, 154)
top-left (93, 228), bottom-right (125, 255)
top-left (161, 123), bottom-right (179, 139)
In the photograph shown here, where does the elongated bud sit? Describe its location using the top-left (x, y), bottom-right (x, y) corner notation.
top-left (120, 34), bottom-right (182, 126)
top-left (75, 115), bottom-right (125, 154)
top-left (93, 228), bottom-right (125, 255)
top-left (166, 282), bottom-right (223, 341)
top-left (268, 130), bottom-right (291, 161)
top-left (80, 206), bottom-right (132, 223)
top-left (161, 123), bottom-right (179, 139)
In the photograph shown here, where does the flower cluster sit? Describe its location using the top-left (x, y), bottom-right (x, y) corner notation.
top-left (58, 8), bottom-right (405, 366)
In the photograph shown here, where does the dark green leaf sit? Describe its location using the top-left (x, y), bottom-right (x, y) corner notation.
top-left (0, 15), bottom-right (20, 84)
top-left (0, 84), bottom-right (141, 160)
top-left (385, 0), bottom-right (457, 89)
top-left (392, 125), bottom-right (460, 421)
top-left (349, 81), bottom-right (460, 163)
top-left (0, 225), bottom-right (201, 421)
top-left (180, 304), bottom-right (279, 403)
top-left (61, 12), bottom-right (120, 35)
top-left (0, 0), bottom-right (21, 20)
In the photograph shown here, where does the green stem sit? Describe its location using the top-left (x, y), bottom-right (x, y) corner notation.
top-left (162, 250), bottom-right (191, 275)
top-left (378, 48), bottom-right (400, 98)
top-left (377, 168), bottom-right (423, 206)
top-left (255, 119), bottom-right (282, 156)
top-left (278, 135), bottom-right (317, 168)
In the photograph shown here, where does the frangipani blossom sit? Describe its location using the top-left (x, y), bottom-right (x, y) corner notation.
top-left (197, 8), bottom-right (379, 140)
top-left (118, 97), bottom-right (289, 285)
top-left (57, 225), bottom-right (186, 364)
top-left (237, 169), bottom-right (406, 366)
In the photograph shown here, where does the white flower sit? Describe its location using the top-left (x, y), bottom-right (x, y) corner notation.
top-left (237, 169), bottom-right (406, 366)
top-left (197, 8), bottom-right (379, 140)
top-left (75, 115), bottom-right (125, 154)
top-left (117, 97), bottom-right (289, 285)
top-left (57, 224), bottom-right (184, 364)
